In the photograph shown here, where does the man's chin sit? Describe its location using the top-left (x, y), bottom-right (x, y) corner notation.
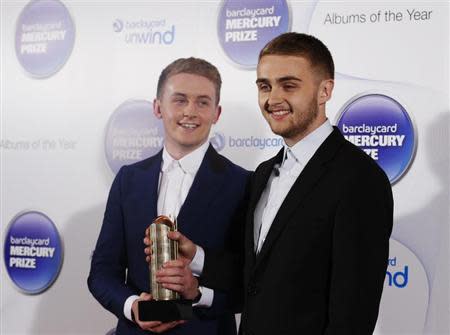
top-left (268, 125), bottom-right (288, 138)
top-left (177, 140), bottom-right (206, 150)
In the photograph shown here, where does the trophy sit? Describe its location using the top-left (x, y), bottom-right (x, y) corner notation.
top-left (138, 215), bottom-right (193, 322)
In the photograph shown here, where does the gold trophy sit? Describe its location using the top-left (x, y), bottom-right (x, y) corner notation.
top-left (138, 215), bottom-right (193, 322)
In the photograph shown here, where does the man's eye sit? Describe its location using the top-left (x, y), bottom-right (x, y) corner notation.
top-left (283, 84), bottom-right (297, 90)
top-left (198, 100), bottom-right (210, 107)
top-left (258, 84), bottom-right (270, 92)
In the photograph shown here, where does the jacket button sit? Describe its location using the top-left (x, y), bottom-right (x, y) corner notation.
top-left (247, 284), bottom-right (259, 296)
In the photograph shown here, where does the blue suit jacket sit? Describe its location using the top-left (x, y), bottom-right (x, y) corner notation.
top-left (88, 145), bottom-right (250, 335)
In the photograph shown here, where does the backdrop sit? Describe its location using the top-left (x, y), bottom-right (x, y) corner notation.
top-left (1, 0), bottom-right (449, 334)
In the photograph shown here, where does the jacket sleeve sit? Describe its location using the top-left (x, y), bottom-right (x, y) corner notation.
top-left (87, 167), bottom-right (137, 319)
top-left (324, 168), bottom-right (393, 335)
top-left (199, 173), bottom-right (251, 314)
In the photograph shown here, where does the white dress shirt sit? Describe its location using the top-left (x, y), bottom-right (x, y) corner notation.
top-left (124, 141), bottom-right (214, 321)
top-left (253, 120), bottom-right (333, 253)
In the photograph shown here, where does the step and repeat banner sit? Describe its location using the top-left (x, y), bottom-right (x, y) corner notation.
top-left (1, 0), bottom-right (449, 334)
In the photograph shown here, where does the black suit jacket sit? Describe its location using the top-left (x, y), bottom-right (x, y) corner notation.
top-left (203, 128), bottom-right (393, 335)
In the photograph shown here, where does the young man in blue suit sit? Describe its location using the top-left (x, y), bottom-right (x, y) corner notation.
top-left (152, 33), bottom-right (393, 335)
top-left (88, 58), bottom-right (250, 334)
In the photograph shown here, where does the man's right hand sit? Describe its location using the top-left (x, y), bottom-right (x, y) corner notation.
top-left (131, 292), bottom-right (184, 333)
top-left (144, 229), bottom-right (197, 263)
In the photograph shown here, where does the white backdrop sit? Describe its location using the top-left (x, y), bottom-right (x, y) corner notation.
top-left (1, 1), bottom-right (449, 334)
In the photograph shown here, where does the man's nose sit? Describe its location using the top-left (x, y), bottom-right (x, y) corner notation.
top-left (267, 87), bottom-right (284, 105)
top-left (183, 101), bottom-right (198, 117)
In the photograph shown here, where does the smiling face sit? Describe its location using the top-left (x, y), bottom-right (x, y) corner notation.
top-left (256, 54), bottom-right (334, 146)
top-left (154, 73), bottom-right (221, 159)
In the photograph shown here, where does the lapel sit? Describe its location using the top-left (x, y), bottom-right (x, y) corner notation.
top-left (253, 128), bottom-right (345, 270)
top-left (133, 150), bottom-right (161, 229)
top-left (176, 145), bottom-right (227, 239)
top-left (129, 151), bottom-right (161, 291)
top-left (245, 148), bottom-right (284, 264)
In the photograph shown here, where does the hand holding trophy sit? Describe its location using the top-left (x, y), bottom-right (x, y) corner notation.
top-left (139, 215), bottom-right (194, 322)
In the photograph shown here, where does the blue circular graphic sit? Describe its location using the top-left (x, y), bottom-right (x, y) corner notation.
top-left (4, 211), bottom-right (63, 294)
top-left (105, 100), bottom-right (165, 174)
top-left (210, 131), bottom-right (226, 152)
top-left (217, 0), bottom-right (290, 68)
top-left (15, 0), bottom-right (75, 78)
top-left (113, 19), bottom-right (124, 33)
top-left (336, 93), bottom-right (416, 184)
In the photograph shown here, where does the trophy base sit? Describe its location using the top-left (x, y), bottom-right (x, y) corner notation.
top-left (138, 299), bottom-right (193, 322)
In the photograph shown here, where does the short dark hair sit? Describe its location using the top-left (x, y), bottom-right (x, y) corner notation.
top-left (157, 57), bottom-right (222, 104)
top-left (259, 32), bottom-right (334, 79)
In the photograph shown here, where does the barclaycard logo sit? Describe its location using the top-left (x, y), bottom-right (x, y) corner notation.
top-left (113, 19), bottom-right (124, 33)
top-left (210, 131), bottom-right (283, 151)
top-left (113, 18), bottom-right (175, 45)
top-left (4, 211), bottom-right (63, 294)
top-left (386, 257), bottom-right (408, 288)
top-left (210, 132), bottom-right (226, 152)
top-left (105, 100), bottom-right (164, 174)
top-left (15, 0), bottom-right (75, 78)
top-left (337, 93), bottom-right (416, 184)
top-left (217, 0), bottom-right (290, 68)
top-left (375, 239), bottom-right (429, 333)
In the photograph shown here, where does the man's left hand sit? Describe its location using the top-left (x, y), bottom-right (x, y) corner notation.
top-left (156, 259), bottom-right (200, 300)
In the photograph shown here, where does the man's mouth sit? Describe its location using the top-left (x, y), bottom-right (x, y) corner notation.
top-left (267, 106), bottom-right (291, 121)
top-left (178, 122), bottom-right (199, 129)
top-left (270, 109), bottom-right (290, 116)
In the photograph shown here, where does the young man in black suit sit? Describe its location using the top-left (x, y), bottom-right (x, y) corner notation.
top-left (150, 33), bottom-right (393, 335)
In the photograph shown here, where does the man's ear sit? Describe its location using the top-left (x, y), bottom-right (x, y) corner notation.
top-left (153, 98), bottom-right (162, 119)
top-left (317, 79), bottom-right (334, 105)
top-left (213, 105), bottom-right (222, 124)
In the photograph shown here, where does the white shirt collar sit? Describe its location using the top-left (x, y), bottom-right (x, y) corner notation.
top-left (161, 140), bottom-right (210, 174)
top-left (282, 120), bottom-right (333, 167)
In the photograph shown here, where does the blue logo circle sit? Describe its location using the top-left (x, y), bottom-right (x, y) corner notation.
top-left (210, 131), bottom-right (226, 152)
top-left (105, 100), bottom-right (165, 174)
top-left (15, 0), bottom-right (75, 78)
top-left (113, 19), bottom-right (124, 33)
top-left (4, 211), bottom-right (63, 294)
top-left (217, 0), bottom-right (290, 68)
top-left (336, 93), bottom-right (416, 184)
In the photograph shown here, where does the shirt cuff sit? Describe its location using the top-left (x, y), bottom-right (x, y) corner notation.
top-left (124, 295), bottom-right (139, 321)
top-left (192, 286), bottom-right (214, 308)
top-left (190, 245), bottom-right (205, 276)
